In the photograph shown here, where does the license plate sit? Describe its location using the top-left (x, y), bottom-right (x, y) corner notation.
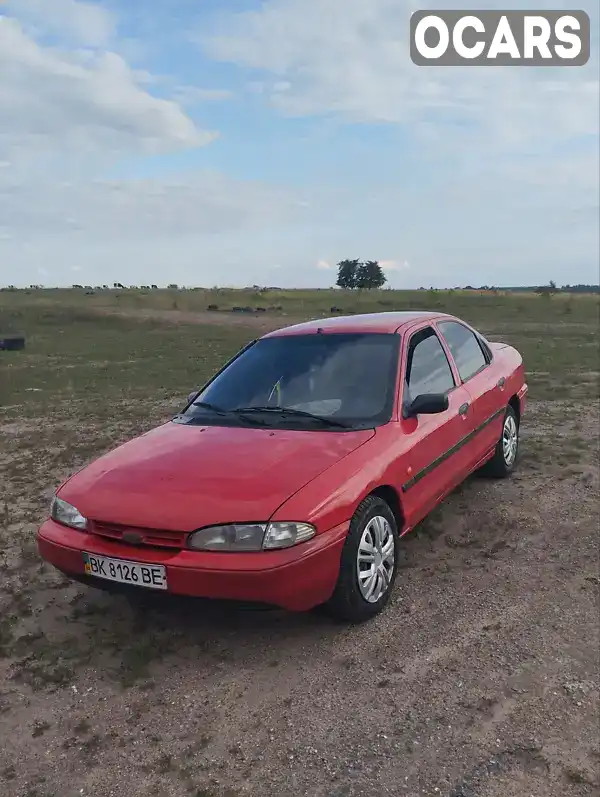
top-left (82, 553), bottom-right (167, 590)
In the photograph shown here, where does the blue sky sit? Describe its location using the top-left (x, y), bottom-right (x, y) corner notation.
top-left (0, 0), bottom-right (598, 289)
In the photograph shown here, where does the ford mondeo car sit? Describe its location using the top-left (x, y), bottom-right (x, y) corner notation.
top-left (38, 312), bottom-right (527, 622)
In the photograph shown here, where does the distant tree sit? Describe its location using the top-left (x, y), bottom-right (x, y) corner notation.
top-left (336, 259), bottom-right (360, 289)
top-left (167, 283), bottom-right (179, 290)
top-left (355, 260), bottom-right (387, 289)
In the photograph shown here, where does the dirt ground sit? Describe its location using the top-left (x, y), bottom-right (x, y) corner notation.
top-left (0, 304), bottom-right (598, 797)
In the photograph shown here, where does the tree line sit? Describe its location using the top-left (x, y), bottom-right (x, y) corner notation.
top-left (335, 259), bottom-right (387, 290)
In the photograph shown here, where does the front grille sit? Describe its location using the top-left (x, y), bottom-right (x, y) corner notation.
top-left (90, 520), bottom-right (187, 550)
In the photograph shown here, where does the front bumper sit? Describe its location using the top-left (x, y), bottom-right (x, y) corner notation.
top-left (37, 519), bottom-right (347, 612)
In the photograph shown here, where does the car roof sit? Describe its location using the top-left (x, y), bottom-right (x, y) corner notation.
top-left (262, 311), bottom-right (453, 338)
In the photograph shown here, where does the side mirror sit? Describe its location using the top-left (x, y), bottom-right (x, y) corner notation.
top-left (406, 392), bottom-right (448, 418)
top-left (187, 391), bottom-right (198, 404)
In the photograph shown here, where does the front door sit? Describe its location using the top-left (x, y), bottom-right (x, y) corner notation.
top-left (397, 325), bottom-right (474, 528)
top-left (436, 320), bottom-right (502, 462)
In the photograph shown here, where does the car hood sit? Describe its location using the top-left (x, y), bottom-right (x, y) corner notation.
top-left (58, 421), bottom-right (375, 531)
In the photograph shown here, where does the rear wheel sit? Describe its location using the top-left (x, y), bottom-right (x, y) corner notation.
top-left (325, 495), bottom-right (399, 623)
top-left (482, 404), bottom-right (519, 478)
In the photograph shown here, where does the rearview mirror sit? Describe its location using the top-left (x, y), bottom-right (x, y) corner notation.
top-left (406, 393), bottom-right (448, 418)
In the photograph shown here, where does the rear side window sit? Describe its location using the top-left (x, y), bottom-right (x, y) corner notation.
top-left (438, 321), bottom-right (488, 382)
top-left (404, 327), bottom-right (455, 407)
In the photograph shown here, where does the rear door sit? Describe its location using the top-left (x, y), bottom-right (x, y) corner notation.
top-left (436, 320), bottom-right (503, 462)
top-left (398, 325), bottom-right (474, 527)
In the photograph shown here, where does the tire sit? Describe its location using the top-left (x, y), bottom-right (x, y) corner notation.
top-left (0, 335), bottom-right (25, 351)
top-left (325, 495), bottom-right (399, 623)
top-left (482, 404), bottom-right (519, 478)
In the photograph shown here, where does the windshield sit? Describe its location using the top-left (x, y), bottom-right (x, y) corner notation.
top-left (180, 332), bottom-right (400, 430)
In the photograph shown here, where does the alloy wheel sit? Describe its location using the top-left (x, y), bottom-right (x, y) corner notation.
top-left (356, 515), bottom-right (395, 603)
top-left (502, 413), bottom-right (518, 466)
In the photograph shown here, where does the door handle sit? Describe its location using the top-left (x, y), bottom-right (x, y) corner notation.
top-left (497, 377), bottom-right (506, 388)
top-left (458, 402), bottom-right (469, 416)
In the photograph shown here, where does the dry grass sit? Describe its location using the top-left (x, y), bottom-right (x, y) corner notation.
top-left (0, 289), bottom-right (598, 797)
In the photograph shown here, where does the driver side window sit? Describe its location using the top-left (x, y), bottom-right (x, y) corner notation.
top-left (404, 327), bottom-right (455, 409)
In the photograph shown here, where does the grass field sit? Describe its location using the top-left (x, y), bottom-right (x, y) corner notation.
top-left (0, 288), bottom-right (599, 797)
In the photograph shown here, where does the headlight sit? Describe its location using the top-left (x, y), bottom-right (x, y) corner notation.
top-left (188, 523), bottom-right (266, 551)
top-left (51, 497), bottom-right (88, 530)
top-left (187, 522), bottom-right (315, 552)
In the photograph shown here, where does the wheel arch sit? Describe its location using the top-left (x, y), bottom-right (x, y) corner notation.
top-left (508, 393), bottom-right (521, 424)
top-left (366, 484), bottom-right (406, 534)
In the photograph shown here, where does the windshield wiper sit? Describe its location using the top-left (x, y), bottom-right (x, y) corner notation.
top-left (190, 400), bottom-right (230, 416)
top-left (188, 400), bottom-right (267, 426)
top-left (231, 406), bottom-right (349, 428)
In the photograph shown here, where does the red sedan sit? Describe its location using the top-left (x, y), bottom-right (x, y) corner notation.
top-left (38, 311), bottom-right (527, 622)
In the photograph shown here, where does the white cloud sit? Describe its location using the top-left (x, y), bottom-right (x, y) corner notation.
top-left (195, 0), bottom-right (598, 286)
top-left (0, 173), bottom-right (298, 238)
top-left (0, 15), bottom-right (215, 163)
top-left (0, 1), bottom-right (598, 288)
top-left (201, 2), bottom-right (598, 205)
top-left (174, 86), bottom-right (235, 106)
top-left (0, 3), bottom-right (301, 289)
top-left (201, 0), bottom-right (598, 137)
top-left (5, 0), bottom-right (115, 47)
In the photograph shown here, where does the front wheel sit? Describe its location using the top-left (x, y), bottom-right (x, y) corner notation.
top-left (325, 495), bottom-right (399, 623)
top-left (482, 404), bottom-right (519, 478)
